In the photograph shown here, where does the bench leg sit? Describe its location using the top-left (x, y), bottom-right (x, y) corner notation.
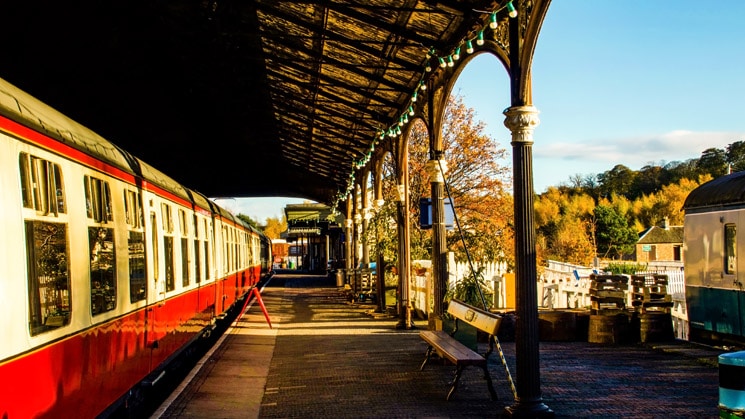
top-left (420, 346), bottom-right (434, 371)
top-left (482, 364), bottom-right (498, 401)
top-left (446, 365), bottom-right (464, 401)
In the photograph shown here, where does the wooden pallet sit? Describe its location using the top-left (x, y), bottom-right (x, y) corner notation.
top-left (590, 274), bottom-right (628, 315)
top-left (630, 274), bottom-right (673, 313)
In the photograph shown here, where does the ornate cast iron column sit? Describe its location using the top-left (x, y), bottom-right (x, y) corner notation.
top-left (361, 179), bottom-right (370, 270)
top-left (427, 157), bottom-right (448, 327)
top-left (503, 105), bottom-right (553, 418)
top-left (345, 195), bottom-right (354, 282)
top-left (396, 178), bottom-right (414, 329)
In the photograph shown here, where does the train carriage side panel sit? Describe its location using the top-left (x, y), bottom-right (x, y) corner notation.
top-left (0, 119), bottom-right (152, 418)
top-left (684, 209), bottom-right (744, 341)
top-left (684, 172), bottom-right (745, 344)
top-left (186, 190), bottom-right (218, 325)
top-left (0, 75), bottom-right (265, 417)
top-left (0, 130), bottom-right (34, 365)
top-left (0, 76), bottom-right (222, 417)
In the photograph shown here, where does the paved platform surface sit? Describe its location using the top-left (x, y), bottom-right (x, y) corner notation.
top-left (155, 273), bottom-right (724, 418)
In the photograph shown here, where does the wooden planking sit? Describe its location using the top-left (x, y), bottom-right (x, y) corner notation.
top-left (420, 330), bottom-right (485, 366)
top-left (447, 299), bottom-right (501, 335)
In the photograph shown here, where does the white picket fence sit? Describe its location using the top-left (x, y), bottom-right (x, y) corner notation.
top-left (408, 257), bottom-right (689, 340)
top-left (538, 266), bottom-right (688, 340)
top-left (409, 255), bottom-right (508, 315)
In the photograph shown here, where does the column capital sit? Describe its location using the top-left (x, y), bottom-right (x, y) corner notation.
top-left (503, 105), bottom-right (540, 145)
top-left (426, 159), bottom-right (447, 183)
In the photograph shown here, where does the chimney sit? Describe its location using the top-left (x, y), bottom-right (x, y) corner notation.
top-left (662, 217), bottom-right (669, 230)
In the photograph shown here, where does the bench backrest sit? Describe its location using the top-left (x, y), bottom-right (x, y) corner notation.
top-left (447, 299), bottom-right (501, 335)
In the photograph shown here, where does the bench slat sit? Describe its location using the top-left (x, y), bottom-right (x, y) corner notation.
top-left (420, 330), bottom-right (484, 365)
top-left (447, 299), bottom-right (501, 335)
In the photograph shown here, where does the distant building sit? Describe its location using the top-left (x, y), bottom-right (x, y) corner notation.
top-left (636, 218), bottom-right (684, 263)
top-left (272, 239), bottom-right (289, 269)
top-left (282, 203), bottom-right (345, 273)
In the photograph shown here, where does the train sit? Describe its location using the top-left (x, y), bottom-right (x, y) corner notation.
top-left (683, 170), bottom-right (745, 345)
top-left (0, 76), bottom-right (272, 418)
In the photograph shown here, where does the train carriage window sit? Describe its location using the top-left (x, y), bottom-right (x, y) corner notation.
top-left (124, 190), bottom-right (147, 302)
top-left (179, 209), bottom-right (190, 287)
top-left (204, 239), bottom-right (211, 281)
top-left (725, 224), bottom-right (737, 275)
top-left (161, 203), bottom-right (175, 291)
top-left (151, 212), bottom-right (159, 282)
top-left (26, 220), bottom-right (71, 335)
top-left (194, 215), bottom-right (202, 283)
top-left (204, 219), bottom-right (212, 281)
top-left (19, 152), bottom-right (66, 215)
top-left (161, 203), bottom-right (173, 233)
top-left (84, 175), bottom-right (116, 315)
top-left (124, 189), bottom-right (144, 228)
top-left (182, 235), bottom-right (190, 287)
top-left (179, 209), bottom-right (187, 236)
top-left (128, 231), bottom-right (147, 302)
top-left (89, 226), bottom-right (116, 314)
top-left (84, 176), bottom-right (112, 223)
top-left (194, 239), bottom-right (202, 283)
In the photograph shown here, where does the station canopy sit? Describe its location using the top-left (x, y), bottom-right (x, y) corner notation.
top-left (0, 1), bottom-right (509, 205)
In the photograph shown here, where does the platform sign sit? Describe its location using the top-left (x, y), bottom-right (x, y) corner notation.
top-left (419, 198), bottom-right (454, 230)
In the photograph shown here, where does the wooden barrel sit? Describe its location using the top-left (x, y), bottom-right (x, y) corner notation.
top-left (574, 309), bottom-right (591, 342)
top-left (539, 310), bottom-right (578, 341)
top-left (588, 313), bottom-right (630, 344)
top-left (639, 312), bottom-right (675, 343)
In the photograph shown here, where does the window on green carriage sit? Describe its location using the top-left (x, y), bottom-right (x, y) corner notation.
top-left (725, 223), bottom-right (737, 275)
top-left (84, 175), bottom-right (116, 315)
top-left (19, 153), bottom-right (71, 335)
top-left (124, 190), bottom-right (147, 303)
top-left (162, 203), bottom-right (175, 292)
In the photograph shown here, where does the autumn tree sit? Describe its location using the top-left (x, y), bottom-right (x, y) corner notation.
top-left (534, 187), bottom-right (596, 265)
top-left (366, 154), bottom-right (402, 266)
top-left (263, 216), bottom-right (287, 239)
top-left (407, 93), bottom-right (512, 266)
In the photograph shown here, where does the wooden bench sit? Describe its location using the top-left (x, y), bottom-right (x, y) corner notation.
top-left (419, 299), bottom-right (502, 401)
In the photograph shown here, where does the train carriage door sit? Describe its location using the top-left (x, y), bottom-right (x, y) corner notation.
top-left (737, 214), bottom-right (745, 337)
top-left (146, 209), bottom-right (167, 350)
top-left (723, 218), bottom-right (744, 337)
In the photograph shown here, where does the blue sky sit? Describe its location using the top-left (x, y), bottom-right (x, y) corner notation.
top-left (226, 0), bottom-right (745, 222)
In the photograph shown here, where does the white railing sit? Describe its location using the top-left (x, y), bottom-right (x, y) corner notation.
top-left (408, 257), bottom-right (689, 340)
top-left (408, 255), bottom-right (509, 316)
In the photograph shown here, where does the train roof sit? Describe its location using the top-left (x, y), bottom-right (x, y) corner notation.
top-left (0, 77), bottom-right (234, 220)
top-left (683, 171), bottom-right (745, 212)
top-left (0, 77), bottom-right (135, 175)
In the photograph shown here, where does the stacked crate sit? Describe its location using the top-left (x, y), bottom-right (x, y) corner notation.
top-left (588, 274), bottom-right (630, 343)
top-left (630, 274), bottom-right (674, 314)
top-left (589, 274), bottom-right (628, 315)
top-left (630, 274), bottom-right (675, 342)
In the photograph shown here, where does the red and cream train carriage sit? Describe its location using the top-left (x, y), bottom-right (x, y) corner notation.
top-left (0, 77), bottom-right (271, 418)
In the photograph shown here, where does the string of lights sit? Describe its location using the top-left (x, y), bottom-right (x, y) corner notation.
top-left (330, 1), bottom-right (517, 215)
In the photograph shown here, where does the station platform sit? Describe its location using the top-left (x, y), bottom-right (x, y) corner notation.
top-left (153, 273), bottom-right (723, 418)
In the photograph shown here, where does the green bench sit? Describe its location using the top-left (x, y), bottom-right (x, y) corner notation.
top-left (419, 298), bottom-right (502, 400)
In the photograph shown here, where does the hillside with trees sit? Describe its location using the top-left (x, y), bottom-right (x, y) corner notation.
top-left (535, 141), bottom-right (745, 265)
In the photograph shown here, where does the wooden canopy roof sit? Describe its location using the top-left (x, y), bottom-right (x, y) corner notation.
top-left (0, 0), bottom-right (518, 205)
